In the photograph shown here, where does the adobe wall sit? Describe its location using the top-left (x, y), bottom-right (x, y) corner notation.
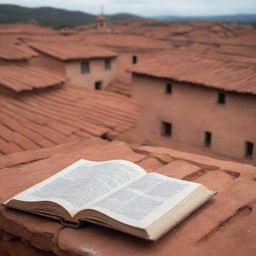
top-left (65, 58), bottom-right (117, 89)
top-left (29, 54), bottom-right (66, 75)
top-left (115, 50), bottom-right (166, 83)
top-left (132, 74), bottom-right (256, 162)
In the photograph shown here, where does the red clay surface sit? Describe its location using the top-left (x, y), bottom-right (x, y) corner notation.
top-left (0, 139), bottom-right (255, 256)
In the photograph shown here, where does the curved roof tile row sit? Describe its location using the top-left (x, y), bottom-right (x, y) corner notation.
top-left (0, 84), bottom-right (139, 155)
top-left (130, 51), bottom-right (256, 95)
top-left (30, 42), bottom-right (117, 61)
top-left (0, 64), bottom-right (66, 92)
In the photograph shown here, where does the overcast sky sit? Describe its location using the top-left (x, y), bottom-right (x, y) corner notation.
top-left (0, 0), bottom-right (256, 16)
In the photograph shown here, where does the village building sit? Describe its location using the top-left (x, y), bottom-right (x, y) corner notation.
top-left (0, 41), bottom-right (139, 154)
top-left (129, 52), bottom-right (256, 162)
top-left (95, 12), bottom-right (108, 32)
top-left (0, 20), bottom-right (255, 256)
top-left (82, 33), bottom-right (173, 84)
top-left (29, 41), bottom-right (118, 90)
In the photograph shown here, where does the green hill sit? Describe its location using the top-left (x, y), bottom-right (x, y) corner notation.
top-left (0, 4), bottom-right (143, 29)
top-left (1, 4), bottom-right (254, 29)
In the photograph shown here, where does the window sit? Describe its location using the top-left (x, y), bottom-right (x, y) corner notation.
top-left (161, 121), bottom-right (172, 137)
top-left (95, 81), bottom-right (103, 90)
top-left (165, 83), bottom-right (172, 94)
top-left (245, 141), bottom-right (254, 158)
top-left (204, 131), bottom-right (212, 147)
top-left (217, 92), bottom-right (226, 104)
top-left (104, 59), bottom-right (111, 70)
top-left (81, 61), bottom-right (90, 74)
top-left (132, 55), bottom-right (138, 64)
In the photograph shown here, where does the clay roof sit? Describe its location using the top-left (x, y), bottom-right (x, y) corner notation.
top-left (203, 51), bottom-right (256, 65)
top-left (106, 80), bottom-right (131, 97)
top-left (0, 63), bottom-right (66, 92)
top-left (173, 46), bottom-right (256, 65)
top-left (130, 51), bottom-right (256, 95)
top-left (0, 45), bottom-right (32, 61)
top-left (0, 84), bottom-right (139, 155)
top-left (30, 42), bottom-right (117, 61)
top-left (0, 23), bottom-right (57, 35)
top-left (15, 43), bottom-right (40, 57)
top-left (215, 44), bottom-right (256, 58)
top-left (0, 139), bottom-right (255, 256)
top-left (18, 34), bottom-right (87, 45)
top-left (83, 33), bottom-right (172, 50)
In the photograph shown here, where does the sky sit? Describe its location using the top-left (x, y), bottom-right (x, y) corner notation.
top-left (0, 0), bottom-right (256, 17)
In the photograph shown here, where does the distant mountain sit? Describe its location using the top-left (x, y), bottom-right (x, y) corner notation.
top-left (155, 14), bottom-right (256, 24)
top-left (0, 5), bottom-right (95, 28)
top-left (0, 4), bottom-right (255, 29)
top-left (0, 4), bottom-right (144, 29)
top-left (107, 13), bottom-right (144, 22)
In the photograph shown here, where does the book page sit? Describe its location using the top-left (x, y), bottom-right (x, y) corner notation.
top-left (91, 173), bottom-right (201, 228)
top-left (7, 159), bottom-right (146, 216)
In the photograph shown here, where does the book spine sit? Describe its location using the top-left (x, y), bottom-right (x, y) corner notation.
top-left (60, 218), bottom-right (81, 228)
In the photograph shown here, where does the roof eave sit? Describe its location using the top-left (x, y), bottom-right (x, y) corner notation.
top-left (131, 71), bottom-right (256, 96)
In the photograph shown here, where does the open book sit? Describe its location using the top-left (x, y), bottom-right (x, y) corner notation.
top-left (4, 159), bottom-right (216, 241)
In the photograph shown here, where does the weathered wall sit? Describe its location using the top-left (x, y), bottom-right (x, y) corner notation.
top-left (30, 54), bottom-right (117, 89)
top-left (132, 74), bottom-right (256, 161)
top-left (65, 58), bottom-right (117, 89)
top-left (115, 50), bottom-right (167, 83)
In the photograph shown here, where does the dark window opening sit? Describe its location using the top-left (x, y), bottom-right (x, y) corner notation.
top-left (95, 81), bottom-right (103, 90)
top-left (161, 121), bottom-right (172, 137)
top-left (204, 131), bottom-right (212, 147)
top-left (218, 92), bottom-right (226, 104)
top-left (245, 141), bottom-right (254, 158)
top-left (132, 55), bottom-right (138, 64)
top-left (81, 61), bottom-right (90, 74)
top-left (104, 59), bottom-right (111, 70)
top-left (165, 83), bottom-right (172, 94)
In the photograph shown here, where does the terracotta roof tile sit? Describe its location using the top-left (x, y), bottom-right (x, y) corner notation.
top-left (15, 43), bottom-right (40, 57)
top-left (156, 159), bottom-right (202, 180)
top-left (0, 140), bottom-right (255, 256)
top-left (137, 157), bottom-right (164, 171)
top-left (0, 45), bottom-right (32, 61)
top-left (0, 85), bottom-right (139, 155)
top-left (18, 34), bottom-right (85, 43)
top-left (106, 80), bottom-right (131, 96)
top-left (216, 44), bottom-right (256, 58)
top-left (30, 41), bottom-right (117, 61)
top-left (0, 138), bottom-right (106, 169)
top-left (0, 23), bottom-right (57, 35)
top-left (130, 51), bottom-right (256, 94)
top-left (83, 33), bottom-right (172, 50)
top-left (0, 63), bottom-right (66, 92)
top-left (202, 51), bottom-right (256, 65)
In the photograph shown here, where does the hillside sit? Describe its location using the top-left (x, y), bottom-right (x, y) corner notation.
top-left (0, 4), bottom-right (143, 29)
top-left (0, 4), bottom-right (255, 29)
